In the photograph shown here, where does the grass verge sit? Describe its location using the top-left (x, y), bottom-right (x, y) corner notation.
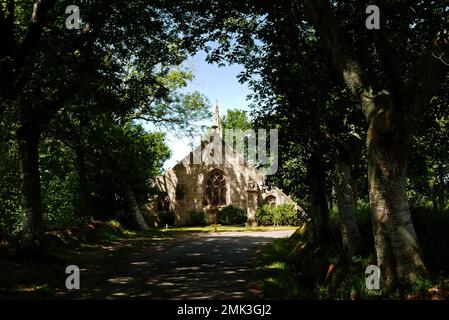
top-left (166, 225), bottom-right (297, 233)
top-left (255, 224), bottom-right (449, 300)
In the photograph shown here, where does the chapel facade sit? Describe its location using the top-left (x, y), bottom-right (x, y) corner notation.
top-left (149, 104), bottom-right (300, 226)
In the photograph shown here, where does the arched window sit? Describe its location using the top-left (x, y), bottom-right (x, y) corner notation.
top-left (205, 170), bottom-right (227, 206)
top-left (265, 195), bottom-right (277, 209)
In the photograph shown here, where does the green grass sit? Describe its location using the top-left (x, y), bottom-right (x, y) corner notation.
top-left (121, 228), bottom-right (173, 239)
top-left (255, 219), bottom-right (449, 300)
top-left (255, 226), bottom-right (306, 299)
top-left (165, 225), bottom-right (298, 233)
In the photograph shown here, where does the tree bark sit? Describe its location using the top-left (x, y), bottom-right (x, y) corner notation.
top-left (302, 0), bottom-right (429, 285)
top-left (125, 184), bottom-right (149, 231)
top-left (367, 112), bottom-right (426, 285)
top-left (17, 125), bottom-right (43, 250)
top-left (335, 153), bottom-right (361, 257)
top-left (307, 151), bottom-right (331, 245)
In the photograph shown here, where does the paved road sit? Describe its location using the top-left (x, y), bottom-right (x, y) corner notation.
top-left (60, 230), bottom-right (295, 299)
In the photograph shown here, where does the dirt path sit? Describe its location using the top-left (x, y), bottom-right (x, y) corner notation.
top-left (53, 230), bottom-right (294, 299)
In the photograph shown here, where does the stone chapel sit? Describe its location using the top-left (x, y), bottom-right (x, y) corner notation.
top-left (149, 104), bottom-right (300, 226)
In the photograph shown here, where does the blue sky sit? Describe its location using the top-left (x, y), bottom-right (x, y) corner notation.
top-left (162, 50), bottom-right (252, 169)
top-left (183, 50), bottom-right (251, 114)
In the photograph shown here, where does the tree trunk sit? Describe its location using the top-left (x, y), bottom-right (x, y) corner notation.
top-left (17, 126), bottom-right (43, 250)
top-left (335, 155), bottom-right (361, 257)
top-left (307, 151), bottom-right (330, 245)
top-left (125, 184), bottom-right (149, 231)
top-left (367, 112), bottom-right (426, 285)
top-left (75, 142), bottom-right (89, 216)
top-left (301, 0), bottom-right (432, 288)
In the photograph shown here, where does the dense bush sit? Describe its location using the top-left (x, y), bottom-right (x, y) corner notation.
top-left (218, 205), bottom-right (247, 225)
top-left (187, 210), bottom-right (208, 226)
top-left (0, 139), bottom-right (26, 238)
top-left (257, 205), bottom-right (449, 300)
top-left (256, 204), bottom-right (298, 226)
top-left (256, 205), bottom-right (274, 226)
top-left (157, 211), bottom-right (175, 227)
top-left (273, 204), bottom-right (298, 225)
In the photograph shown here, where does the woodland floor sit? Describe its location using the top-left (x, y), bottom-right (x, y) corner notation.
top-left (0, 229), bottom-right (295, 299)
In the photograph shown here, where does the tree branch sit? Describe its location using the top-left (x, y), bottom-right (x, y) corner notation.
top-left (20, 0), bottom-right (57, 61)
top-left (373, 29), bottom-right (405, 106)
top-left (407, 29), bottom-right (449, 114)
top-left (301, 0), bottom-right (378, 121)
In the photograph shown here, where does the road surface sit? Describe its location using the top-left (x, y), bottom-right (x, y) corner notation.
top-left (58, 230), bottom-right (295, 299)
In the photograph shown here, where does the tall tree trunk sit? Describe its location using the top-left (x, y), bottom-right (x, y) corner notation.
top-left (307, 151), bottom-right (330, 245)
top-left (125, 184), bottom-right (149, 231)
top-left (75, 142), bottom-right (89, 216)
top-left (301, 0), bottom-right (436, 287)
top-left (17, 125), bottom-right (43, 250)
top-left (367, 112), bottom-right (426, 285)
top-left (335, 152), bottom-right (361, 257)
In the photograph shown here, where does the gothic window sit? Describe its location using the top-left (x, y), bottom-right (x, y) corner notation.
top-left (205, 170), bottom-right (227, 206)
top-left (265, 195), bottom-right (277, 209)
top-left (176, 184), bottom-right (185, 200)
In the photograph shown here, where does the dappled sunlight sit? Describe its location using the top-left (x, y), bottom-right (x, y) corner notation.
top-left (107, 277), bottom-right (134, 284)
top-left (130, 261), bottom-right (150, 266)
top-left (45, 230), bottom-right (294, 300)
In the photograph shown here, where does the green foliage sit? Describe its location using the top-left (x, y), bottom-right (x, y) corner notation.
top-left (256, 204), bottom-right (298, 226)
top-left (0, 137), bottom-right (22, 238)
top-left (39, 139), bottom-right (79, 230)
top-left (187, 210), bottom-right (207, 227)
top-left (256, 237), bottom-right (302, 299)
top-left (0, 0), bottom-right (212, 243)
top-left (273, 204), bottom-right (298, 226)
top-left (218, 205), bottom-right (247, 225)
top-left (157, 211), bottom-right (175, 227)
top-left (257, 205), bottom-right (449, 300)
top-left (256, 205), bottom-right (274, 226)
top-left (221, 109), bottom-right (253, 131)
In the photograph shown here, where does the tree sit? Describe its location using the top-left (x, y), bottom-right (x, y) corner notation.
top-left (301, 0), bottom-right (448, 284)
top-left (221, 109), bottom-right (253, 131)
top-left (0, 0), bottom-right (210, 249)
top-left (169, 1), bottom-right (449, 284)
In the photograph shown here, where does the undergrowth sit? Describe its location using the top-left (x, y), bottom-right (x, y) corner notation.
top-left (256, 206), bottom-right (449, 300)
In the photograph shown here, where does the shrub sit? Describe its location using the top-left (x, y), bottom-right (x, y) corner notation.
top-left (188, 210), bottom-right (207, 226)
top-left (257, 204), bottom-right (298, 226)
top-left (273, 204), bottom-right (298, 225)
top-left (157, 210), bottom-right (175, 227)
top-left (256, 205), bottom-right (274, 226)
top-left (218, 205), bottom-right (247, 225)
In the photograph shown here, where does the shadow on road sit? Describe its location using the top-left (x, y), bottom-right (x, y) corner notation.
top-left (58, 231), bottom-right (294, 299)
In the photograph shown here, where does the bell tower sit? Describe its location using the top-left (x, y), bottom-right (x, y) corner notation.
top-left (211, 100), bottom-right (222, 137)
